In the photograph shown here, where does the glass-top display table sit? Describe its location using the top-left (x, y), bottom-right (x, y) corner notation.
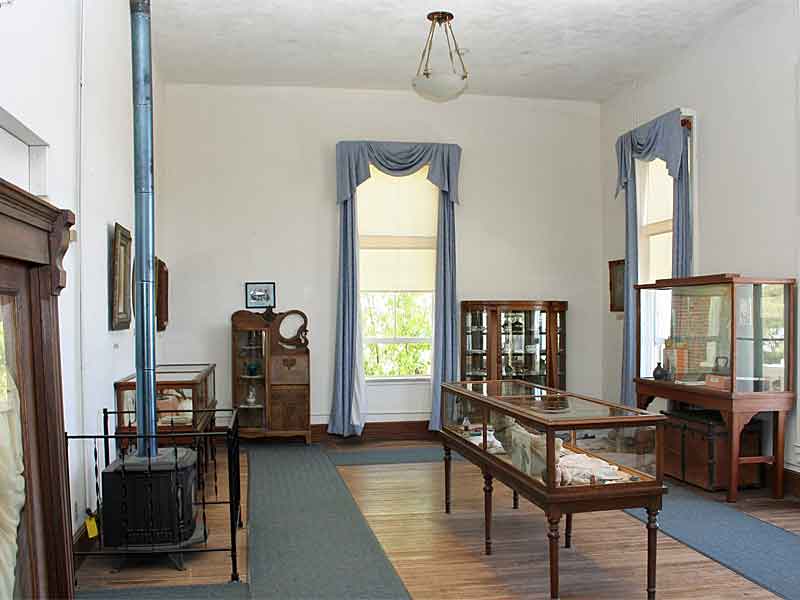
top-left (441, 380), bottom-right (666, 600)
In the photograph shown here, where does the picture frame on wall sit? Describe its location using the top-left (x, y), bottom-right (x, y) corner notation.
top-left (609, 259), bottom-right (625, 312)
top-left (110, 223), bottom-right (133, 330)
top-left (131, 256), bottom-right (170, 331)
top-left (156, 257), bottom-right (169, 331)
top-left (246, 281), bottom-right (276, 309)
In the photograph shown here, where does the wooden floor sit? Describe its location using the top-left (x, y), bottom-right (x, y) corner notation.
top-left (74, 450), bottom-right (248, 591)
top-left (338, 455), bottom-right (784, 599)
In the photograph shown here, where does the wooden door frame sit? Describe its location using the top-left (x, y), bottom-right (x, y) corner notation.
top-left (0, 177), bottom-right (75, 599)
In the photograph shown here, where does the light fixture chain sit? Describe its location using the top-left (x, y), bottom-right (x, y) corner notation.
top-left (423, 20), bottom-right (437, 76)
top-left (444, 22), bottom-right (457, 74)
top-left (448, 23), bottom-right (468, 78)
top-left (416, 20), bottom-right (436, 77)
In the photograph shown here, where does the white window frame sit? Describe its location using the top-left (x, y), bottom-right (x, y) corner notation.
top-left (360, 233), bottom-right (436, 380)
top-left (360, 289), bottom-right (435, 380)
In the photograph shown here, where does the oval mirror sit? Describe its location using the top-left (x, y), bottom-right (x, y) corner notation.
top-left (279, 311), bottom-right (306, 341)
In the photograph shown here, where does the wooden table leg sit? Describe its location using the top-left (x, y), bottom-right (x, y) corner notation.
top-left (483, 472), bottom-right (493, 555)
top-left (726, 412), bottom-right (743, 503)
top-left (547, 513), bottom-right (561, 599)
top-left (646, 507), bottom-right (659, 600)
top-left (444, 446), bottom-right (452, 514)
top-left (565, 513), bottom-right (573, 549)
top-left (512, 489), bottom-right (519, 509)
top-left (773, 411), bottom-right (786, 499)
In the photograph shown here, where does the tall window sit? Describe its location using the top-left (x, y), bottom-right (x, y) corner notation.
top-left (358, 165), bottom-right (438, 378)
top-left (637, 158), bottom-right (675, 377)
top-left (637, 158), bottom-right (673, 285)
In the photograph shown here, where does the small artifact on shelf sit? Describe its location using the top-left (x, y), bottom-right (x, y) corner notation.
top-left (246, 362), bottom-right (261, 376)
top-left (245, 384), bottom-right (258, 405)
top-left (652, 362), bottom-right (666, 380)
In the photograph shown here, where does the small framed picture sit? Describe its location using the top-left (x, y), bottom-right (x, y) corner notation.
top-left (245, 281), bottom-right (276, 309)
top-left (110, 223), bottom-right (133, 330)
top-left (609, 259), bottom-right (625, 312)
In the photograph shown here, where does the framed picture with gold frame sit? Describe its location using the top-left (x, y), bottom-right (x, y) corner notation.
top-left (110, 223), bottom-right (132, 330)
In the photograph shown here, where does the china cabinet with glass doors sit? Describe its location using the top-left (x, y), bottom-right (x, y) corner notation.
top-left (461, 300), bottom-right (567, 389)
top-left (636, 274), bottom-right (796, 502)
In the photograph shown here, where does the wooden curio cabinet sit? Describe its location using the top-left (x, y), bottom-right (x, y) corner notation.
top-left (461, 300), bottom-right (567, 389)
top-left (231, 308), bottom-right (311, 443)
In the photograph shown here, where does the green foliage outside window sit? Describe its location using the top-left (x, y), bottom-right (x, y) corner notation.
top-left (361, 292), bottom-right (433, 377)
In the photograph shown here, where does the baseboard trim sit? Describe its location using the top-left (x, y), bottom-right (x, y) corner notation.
top-left (312, 420), bottom-right (437, 443)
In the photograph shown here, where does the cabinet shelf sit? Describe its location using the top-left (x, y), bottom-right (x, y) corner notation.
top-left (238, 374), bottom-right (265, 380)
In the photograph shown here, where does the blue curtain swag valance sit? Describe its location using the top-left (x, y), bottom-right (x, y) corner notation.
top-left (336, 141), bottom-right (462, 204)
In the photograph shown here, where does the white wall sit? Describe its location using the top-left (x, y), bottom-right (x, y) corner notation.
top-left (1, 0), bottom-right (142, 530)
top-left (156, 84), bottom-right (605, 425)
top-left (600, 0), bottom-right (800, 471)
top-left (0, 0), bottom-right (83, 529)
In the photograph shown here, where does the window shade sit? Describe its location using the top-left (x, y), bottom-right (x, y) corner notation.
top-left (357, 165), bottom-right (438, 236)
top-left (357, 163), bottom-right (438, 292)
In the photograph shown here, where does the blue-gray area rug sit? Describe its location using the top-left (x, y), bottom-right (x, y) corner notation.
top-left (326, 445), bottom-right (460, 466)
top-left (246, 444), bottom-right (409, 599)
top-left (625, 485), bottom-right (800, 600)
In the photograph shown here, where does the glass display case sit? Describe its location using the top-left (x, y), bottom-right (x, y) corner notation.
top-left (461, 301), bottom-right (567, 389)
top-left (637, 274), bottom-right (795, 394)
top-left (635, 274), bottom-right (796, 503)
top-left (440, 379), bottom-right (665, 600)
top-left (442, 380), bottom-right (662, 491)
top-left (114, 363), bottom-right (216, 435)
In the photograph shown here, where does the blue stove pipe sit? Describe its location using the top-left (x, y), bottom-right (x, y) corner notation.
top-left (130, 0), bottom-right (157, 457)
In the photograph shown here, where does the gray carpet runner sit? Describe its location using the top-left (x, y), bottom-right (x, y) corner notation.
top-left (78, 444), bottom-right (409, 600)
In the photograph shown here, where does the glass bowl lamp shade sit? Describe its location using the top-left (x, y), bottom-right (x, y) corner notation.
top-left (412, 70), bottom-right (467, 102)
top-left (412, 11), bottom-right (468, 103)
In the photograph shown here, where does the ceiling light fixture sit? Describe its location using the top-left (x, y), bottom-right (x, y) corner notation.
top-left (412, 11), bottom-right (468, 103)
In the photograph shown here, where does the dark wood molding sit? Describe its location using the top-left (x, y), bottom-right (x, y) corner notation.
top-left (0, 178), bottom-right (75, 599)
top-left (0, 177), bottom-right (75, 295)
top-left (312, 420), bottom-right (437, 443)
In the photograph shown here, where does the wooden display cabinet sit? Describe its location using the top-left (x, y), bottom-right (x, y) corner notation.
top-left (231, 308), bottom-right (311, 443)
top-left (635, 274), bottom-right (796, 501)
top-left (441, 380), bottom-right (666, 600)
top-left (114, 363), bottom-right (217, 443)
top-left (461, 300), bottom-right (567, 389)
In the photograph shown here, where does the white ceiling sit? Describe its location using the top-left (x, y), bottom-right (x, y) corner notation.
top-left (153, 0), bottom-right (757, 102)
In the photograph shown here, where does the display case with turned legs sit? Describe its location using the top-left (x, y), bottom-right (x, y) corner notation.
top-left (440, 379), bottom-right (666, 600)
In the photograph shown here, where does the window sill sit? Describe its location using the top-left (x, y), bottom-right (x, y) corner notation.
top-left (366, 376), bottom-right (431, 386)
